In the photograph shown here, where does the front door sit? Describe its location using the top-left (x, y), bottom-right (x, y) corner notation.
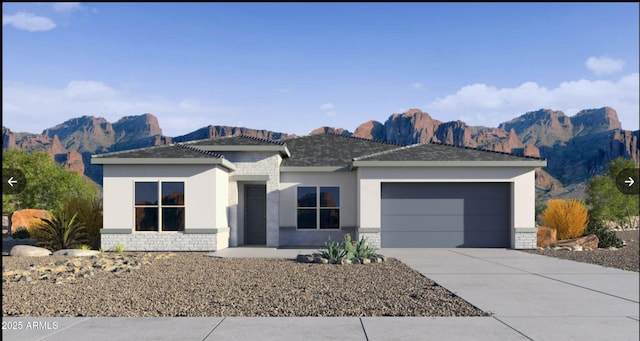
top-left (244, 185), bottom-right (266, 245)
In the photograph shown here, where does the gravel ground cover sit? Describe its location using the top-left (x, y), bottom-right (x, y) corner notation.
top-left (2, 253), bottom-right (489, 317)
top-left (521, 230), bottom-right (639, 272)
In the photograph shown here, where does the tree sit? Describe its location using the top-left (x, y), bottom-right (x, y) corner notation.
top-left (586, 157), bottom-right (639, 230)
top-left (2, 149), bottom-right (98, 213)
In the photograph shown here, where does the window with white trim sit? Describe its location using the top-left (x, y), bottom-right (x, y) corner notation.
top-left (134, 181), bottom-right (185, 232)
top-left (297, 186), bottom-right (340, 229)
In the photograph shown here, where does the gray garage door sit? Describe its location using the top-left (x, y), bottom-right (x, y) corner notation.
top-left (381, 183), bottom-right (510, 248)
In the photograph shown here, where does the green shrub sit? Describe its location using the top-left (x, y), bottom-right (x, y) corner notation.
top-left (78, 244), bottom-right (92, 250)
top-left (114, 243), bottom-right (125, 253)
top-left (316, 233), bottom-right (381, 261)
top-left (584, 220), bottom-right (623, 248)
top-left (11, 226), bottom-right (31, 239)
top-left (318, 238), bottom-right (346, 260)
top-left (32, 212), bottom-right (88, 251)
top-left (535, 201), bottom-right (547, 223)
top-left (353, 237), bottom-right (377, 258)
top-left (60, 197), bottom-right (102, 250)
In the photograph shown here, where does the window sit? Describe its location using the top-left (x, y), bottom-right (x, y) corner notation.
top-left (297, 186), bottom-right (340, 229)
top-left (135, 181), bottom-right (185, 232)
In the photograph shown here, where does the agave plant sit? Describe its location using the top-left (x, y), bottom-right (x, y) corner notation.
top-left (318, 238), bottom-right (346, 260)
top-left (33, 212), bottom-right (89, 251)
top-left (353, 237), bottom-right (378, 258)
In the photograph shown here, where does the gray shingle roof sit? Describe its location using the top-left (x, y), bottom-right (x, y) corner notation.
top-left (186, 135), bottom-right (286, 146)
top-left (93, 143), bottom-right (224, 159)
top-left (281, 134), bottom-right (403, 167)
top-left (354, 142), bottom-right (544, 162)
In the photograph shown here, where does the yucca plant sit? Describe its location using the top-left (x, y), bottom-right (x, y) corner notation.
top-left (32, 212), bottom-right (88, 251)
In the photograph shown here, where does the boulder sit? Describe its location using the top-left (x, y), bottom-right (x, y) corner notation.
top-left (9, 209), bottom-right (50, 234)
top-left (53, 249), bottom-right (100, 257)
top-left (537, 226), bottom-right (557, 248)
top-left (546, 234), bottom-right (599, 250)
top-left (9, 245), bottom-right (52, 257)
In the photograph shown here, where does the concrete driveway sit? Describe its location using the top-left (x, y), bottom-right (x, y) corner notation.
top-left (381, 248), bottom-right (639, 340)
top-left (3, 248), bottom-right (639, 340)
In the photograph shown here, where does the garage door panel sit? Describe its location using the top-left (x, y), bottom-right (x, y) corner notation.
top-left (381, 232), bottom-right (464, 248)
top-left (465, 199), bottom-right (510, 215)
top-left (380, 182), bottom-right (510, 248)
top-left (382, 215), bottom-right (464, 231)
top-left (465, 215), bottom-right (509, 228)
top-left (381, 199), bottom-right (463, 215)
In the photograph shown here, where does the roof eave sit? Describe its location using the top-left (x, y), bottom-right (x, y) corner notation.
top-left (90, 157), bottom-right (237, 171)
top-left (351, 160), bottom-right (547, 167)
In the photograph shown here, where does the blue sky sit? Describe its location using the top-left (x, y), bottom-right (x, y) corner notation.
top-left (3, 2), bottom-right (639, 137)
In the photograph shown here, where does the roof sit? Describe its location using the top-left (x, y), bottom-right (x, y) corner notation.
top-left (90, 133), bottom-right (546, 170)
top-left (280, 134), bottom-right (403, 169)
top-left (187, 135), bottom-right (286, 146)
top-left (90, 143), bottom-right (236, 170)
top-left (183, 135), bottom-right (290, 157)
top-left (352, 142), bottom-right (547, 167)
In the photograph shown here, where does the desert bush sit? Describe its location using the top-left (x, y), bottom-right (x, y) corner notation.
top-left (32, 212), bottom-right (88, 251)
top-left (344, 233), bottom-right (378, 258)
top-left (317, 233), bottom-right (379, 260)
top-left (584, 220), bottom-right (623, 249)
top-left (541, 199), bottom-right (588, 240)
top-left (586, 157), bottom-right (639, 230)
top-left (11, 226), bottom-right (31, 239)
top-left (60, 197), bottom-right (102, 249)
top-left (319, 238), bottom-right (346, 260)
top-left (535, 201), bottom-right (547, 224)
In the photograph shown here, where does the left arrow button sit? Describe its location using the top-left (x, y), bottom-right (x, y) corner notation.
top-left (2, 168), bottom-right (27, 194)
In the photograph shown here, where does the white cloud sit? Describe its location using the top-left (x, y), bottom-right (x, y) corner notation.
top-left (52, 3), bottom-right (83, 13)
top-left (425, 73), bottom-right (639, 130)
top-left (1, 80), bottom-right (244, 137)
top-left (412, 82), bottom-right (424, 89)
top-left (320, 102), bottom-right (335, 111)
top-left (585, 56), bottom-right (625, 75)
top-left (2, 12), bottom-right (56, 32)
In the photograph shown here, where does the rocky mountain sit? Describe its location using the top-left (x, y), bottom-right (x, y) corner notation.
top-left (317, 107), bottom-right (639, 199)
top-left (3, 107), bottom-right (638, 200)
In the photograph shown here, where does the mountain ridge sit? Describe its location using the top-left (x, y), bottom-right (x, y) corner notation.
top-left (3, 106), bottom-right (638, 200)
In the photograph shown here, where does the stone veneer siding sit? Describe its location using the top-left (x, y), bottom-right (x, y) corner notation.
top-left (358, 229), bottom-right (381, 249)
top-left (101, 230), bottom-right (228, 252)
top-left (513, 228), bottom-right (537, 249)
top-left (224, 152), bottom-right (281, 247)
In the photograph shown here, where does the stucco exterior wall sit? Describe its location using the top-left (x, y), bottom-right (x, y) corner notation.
top-left (356, 166), bottom-right (538, 249)
top-left (100, 164), bottom-right (230, 251)
top-left (279, 171), bottom-right (357, 246)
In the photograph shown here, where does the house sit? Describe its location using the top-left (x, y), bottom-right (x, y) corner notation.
top-left (91, 134), bottom-right (546, 251)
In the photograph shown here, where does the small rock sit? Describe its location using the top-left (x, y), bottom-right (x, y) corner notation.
top-left (9, 245), bottom-right (52, 257)
top-left (313, 257), bottom-right (328, 264)
top-left (340, 258), bottom-right (352, 265)
top-left (608, 246), bottom-right (618, 251)
top-left (53, 249), bottom-right (100, 257)
top-left (572, 245), bottom-right (583, 251)
top-left (361, 258), bottom-right (371, 264)
top-left (352, 258), bottom-right (361, 265)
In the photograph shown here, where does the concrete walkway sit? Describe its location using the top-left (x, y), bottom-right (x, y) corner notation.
top-left (3, 248), bottom-right (639, 341)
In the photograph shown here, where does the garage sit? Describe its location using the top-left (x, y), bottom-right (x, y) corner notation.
top-left (381, 182), bottom-right (510, 248)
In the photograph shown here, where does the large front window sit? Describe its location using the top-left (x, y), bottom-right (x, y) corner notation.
top-left (135, 181), bottom-right (185, 232)
top-left (297, 186), bottom-right (340, 229)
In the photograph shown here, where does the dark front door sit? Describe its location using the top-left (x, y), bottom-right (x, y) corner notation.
top-left (244, 185), bottom-right (267, 245)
